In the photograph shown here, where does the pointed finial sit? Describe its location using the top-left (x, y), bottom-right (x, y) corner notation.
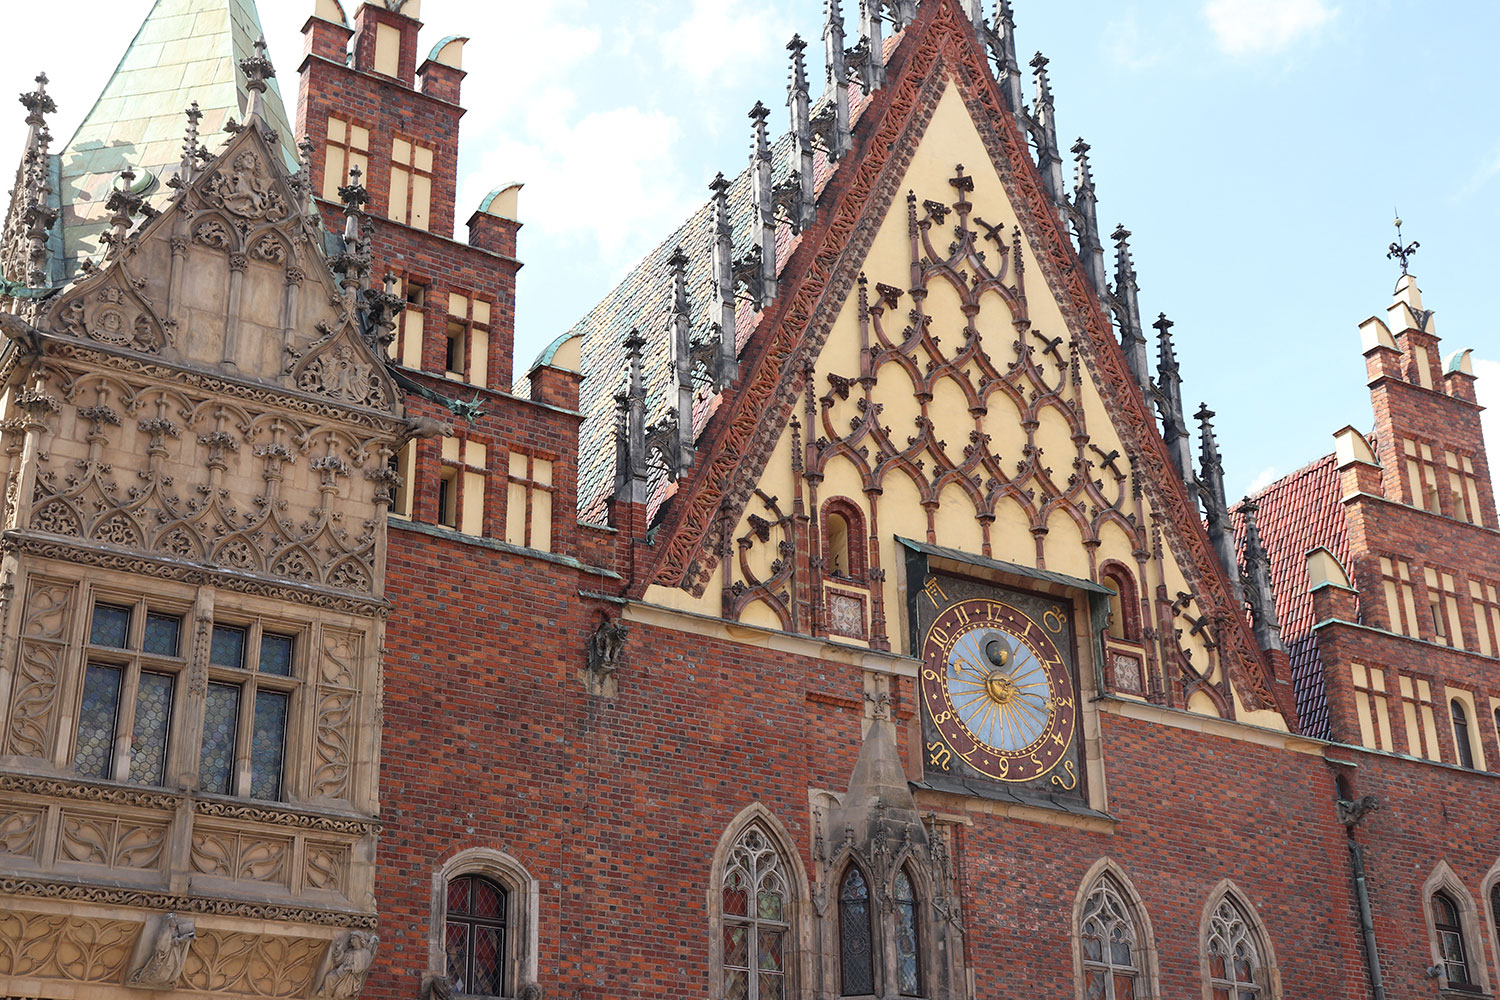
top-left (1387, 211), bottom-right (1418, 276)
top-left (824, 0), bottom-right (847, 86)
top-left (1154, 312), bottom-right (1177, 371)
top-left (1028, 52), bottom-right (1066, 220)
top-left (1240, 498), bottom-right (1285, 652)
top-left (859, 0), bottom-right (885, 91)
top-left (1071, 138), bottom-right (1093, 191)
top-left (788, 34), bottom-right (808, 93)
top-left (709, 172), bottom-right (738, 387)
top-left (749, 102), bottom-right (778, 305)
top-left (1109, 224), bottom-right (1148, 393)
top-left (1070, 138), bottom-right (1106, 300)
top-left (19, 72), bottom-right (55, 125)
top-left (993, 1), bottom-right (1024, 115)
top-left (240, 36), bottom-right (275, 121)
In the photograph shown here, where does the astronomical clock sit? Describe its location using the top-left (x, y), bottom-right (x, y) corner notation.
top-left (914, 573), bottom-right (1085, 800)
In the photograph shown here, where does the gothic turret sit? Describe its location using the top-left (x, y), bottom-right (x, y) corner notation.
top-left (819, 0), bottom-right (853, 160)
top-left (786, 35), bottom-right (817, 232)
top-left (1197, 404), bottom-right (1245, 603)
top-left (1239, 500), bottom-right (1286, 653)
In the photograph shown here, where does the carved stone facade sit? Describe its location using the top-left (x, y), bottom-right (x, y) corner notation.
top-left (0, 65), bottom-right (399, 1000)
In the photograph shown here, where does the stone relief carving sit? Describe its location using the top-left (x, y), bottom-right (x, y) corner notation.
top-left (182, 927), bottom-right (324, 997)
top-left (294, 338), bottom-right (392, 409)
top-left (57, 811), bottom-right (168, 871)
top-left (203, 150), bottom-right (290, 222)
top-left (309, 629), bottom-right (360, 801)
top-left (52, 279), bottom-right (165, 353)
top-left (2, 578), bottom-right (74, 760)
top-left (126, 911), bottom-right (196, 989)
top-left (0, 804), bottom-right (43, 861)
top-left (317, 930), bottom-right (379, 1000)
top-left (582, 615), bottom-right (627, 698)
top-left (0, 911), bottom-right (137, 981)
top-left (189, 827), bottom-right (291, 886)
top-left (304, 841), bottom-right (350, 895)
top-left (22, 369), bottom-right (385, 594)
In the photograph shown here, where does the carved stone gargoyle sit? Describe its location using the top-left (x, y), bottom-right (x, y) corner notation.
top-left (317, 930), bottom-right (380, 1000)
top-left (581, 614), bottom-right (627, 697)
top-left (126, 911), bottom-right (196, 989)
top-left (1337, 794), bottom-right (1380, 829)
top-left (419, 972), bottom-right (451, 1000)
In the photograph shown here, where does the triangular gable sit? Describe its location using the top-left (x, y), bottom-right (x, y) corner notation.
top-left (41, 119), bottom-right (398, 415)
top-left (632, 0), bottom-right (1291, 721)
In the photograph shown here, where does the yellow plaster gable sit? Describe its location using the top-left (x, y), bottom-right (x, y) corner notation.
top-left (646, 78), bottom-right (1280, 729)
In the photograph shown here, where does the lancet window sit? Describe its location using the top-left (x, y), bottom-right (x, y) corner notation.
top-left (1205, 895), bottom-right (1267, 999)
top-left (1079, 874), bottom-right (1143, 1000)
top-left (721, 824), bottom-right (793, 1000)
top-left (837, 865), bottom-right (875, 996)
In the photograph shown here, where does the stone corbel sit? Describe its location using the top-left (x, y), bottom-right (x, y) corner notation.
top-left (582, 614), bottom-right (627, 698)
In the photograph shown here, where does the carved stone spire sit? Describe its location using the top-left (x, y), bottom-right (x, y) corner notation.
top-left (170, 100), bottom-right (208, 190)
top-left (667, 247), bottom-right (697, 471)
top-left (1239, 499), bottom-right (1286, 652)
top-left (709, 173), bottom-right (738, 387)
top-left (239, 37), bottom-right (275, 123)
top-left (859, 0), bottom-right (885, 92)
top-left (15, 72), bottom-right (58, 287)
top-left (614, 330), bottom-right (649, 504)
top-left (962, 0), bottom-right (985, 30)
top-left (330, 164), bottom-right (372, 302)
top-left (1029, 53), bottom-right (1067, 224)
top-left (1071, 138), bottom-right (1106, 301)
top-left (750, 102), bottom-right (778, 304)
top-left (818, 0), bottom-right (852, 161)
top-left (101, 167), bottom-right (145, 261)
top-left (994, 1), bottom-right (1025, 119)
top-left (886, 0), bottom-right (917, 31)
top-left (1110, 224), bottom-right (1149, 397)
top-left (1153, 313), bottom-right (1197, 506)
top-left (785, 36), bottom-right (817, 232)
top-left (1196, 403), bottom-right (1244, 603)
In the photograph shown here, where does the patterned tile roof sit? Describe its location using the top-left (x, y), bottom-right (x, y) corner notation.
top-left (548, 43), bottom-right (890, 525)
top-left (1231, 452), bottom-right (1354, 739)
top-left (53, 0), bottom-right (297, 277)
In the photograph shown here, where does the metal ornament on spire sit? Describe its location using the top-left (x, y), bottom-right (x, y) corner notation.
top-left (1387, 212), bottom-right (1418, 275)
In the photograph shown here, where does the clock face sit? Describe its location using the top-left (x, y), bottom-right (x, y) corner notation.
top-left (919, 590), bottom-right (1078, 785)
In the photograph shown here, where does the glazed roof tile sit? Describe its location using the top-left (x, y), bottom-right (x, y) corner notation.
top-left (1231, 452), bottom-right (1353, 739)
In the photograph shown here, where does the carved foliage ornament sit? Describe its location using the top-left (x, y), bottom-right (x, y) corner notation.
top-left (52, 277), bottom-right (166, 354)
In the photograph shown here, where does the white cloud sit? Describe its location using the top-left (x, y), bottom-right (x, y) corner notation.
top-left (660, 0), bottom-right (794, 86)
top-left (1203, 0), bottom-right (1337, 56)
top-left (1246, 465), bottom-right (1281, 496)
top-left (1477, 358), bottom-right (1500, 458)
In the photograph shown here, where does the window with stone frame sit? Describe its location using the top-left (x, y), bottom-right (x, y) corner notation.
top-left (1432, 891), bottom-right (1476, 990)
top-left (1445, 449), bottom-right (1484, 525)
top-left (73, 597), bottom-right (186, 785)
top-left (1080, 873), bottom-right (1144, 1000)
top-left (838, 864), bottom-right (875, 996)
top-left (1403, 437), bottom-right (1443, 514)
top-left (1423, 566), bottom-right (1465, 649)
top-left (441, 292), bottom-right (492, 388)
top-left (388, 135), bottom-right (434, 231)
top-left (446, 874), bottom-right (509, 997)
top-left (1205, 895), bottom-right (1266, 1000)
top-left (1451, 698), bottom-right (1477, 769)
top-left (822, 498), bottom-right (867, 582)
top-left (720, 823), bottom-right (792, 1000)
top-left (439, 437), bottom-right (487, 535)
top-left (321, 116), bottom-right (369, 202)
top-left (1100, 563), bottom-right (1145, 695)
top-left (892, 866), bottom-right (922, 997)
top-left (504, 452), bottom-right (554, 552)
top-left (1398, 674), bottom-right (1442, 761)
top-left (1378, 557), bottom-right (1420, 638)
top-left (388, 274), bottom-right (427, 369)
top-left (202, 618), bottom-right (301, 800)
top-left (1469, 577), bottom-right (1500, 658)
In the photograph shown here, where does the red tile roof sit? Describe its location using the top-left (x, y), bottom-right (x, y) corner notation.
top-left (1231, 453), bottom-right (1355, 740)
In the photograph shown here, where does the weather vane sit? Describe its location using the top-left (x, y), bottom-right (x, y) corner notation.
top-left (1387, 210), bottom-right (1418, 275)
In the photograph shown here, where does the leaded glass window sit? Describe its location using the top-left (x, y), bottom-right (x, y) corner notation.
top-left (839, 865), bottom-right (874, 996)
top-left (1081, 875), bottom-right (1140, 1000)
top-left (446, 874), bottom-right (508, 996)
top-left (74, 599), bottom-right (184, 785)
top-left (722, 824), bottom-right (790, 1000)
top-left (1432, 891), bottom-right (1472, 988)
top-left (203, 618), bottom-right (299, 800)
top-left (1207, 897), bottom-right (1262, 1000)
top-left (894, 867), bottom-right (921, 996)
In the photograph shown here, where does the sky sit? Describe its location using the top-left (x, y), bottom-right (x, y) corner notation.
top-left (3, 0), bottom-right (1496, 500)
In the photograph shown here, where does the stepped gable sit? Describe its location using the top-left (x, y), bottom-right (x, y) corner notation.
top-left (561, 38), bottom-right (890, 526)
top-left (52, 0), bottom-right (298, 279)
top-left (1231, 454), bottom-right (1351, 739)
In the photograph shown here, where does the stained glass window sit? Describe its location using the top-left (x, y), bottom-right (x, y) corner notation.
top-left (260, 633), bottom-right (295, 676)
top-left (143, 613), bottom-right (181, 657)
top-left (200, 682), bottom-right (240, 794)
top-left (1207, 896), bottom-right (1263, 1000)
top-left (1081, 874), bottom-right (1141, 1000)
top-left (839, 866), bottom-right (874, 996)
top-left (127, 672), bottom-right (174, 785)
top-left (249, 690), bottom-right (288, 800)
top-left (721, 824), bottom-right (790, 1000)
top-left (210, 625), bottom-right (247, 669)
top-left (90, 604), bottom-right (131, 647)
top-left (74, 664), bottom-right (122, 779)
top-left (446, 874), bottom-right (508, 996)
top-left (894, 867), bottom-right (922, 996)
top-left (1433, 892), bottom-right (1472, 988)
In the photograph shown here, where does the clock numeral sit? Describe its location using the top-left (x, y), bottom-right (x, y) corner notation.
top-left (985, 601), bottom-right (1007, 621)
top-left (928, 624), bottom-right (950, 646)
top-left (953, 604), bottom-right (972, 626)
top-left (926, 741), bottom-right (952, 769)
top-left (931, 710), bottom-right (952, 725)
top-left (1050, 730), bottom-right (1067, 747)
top-left (923, 578), bottom-right (949, 608)
top-left (1050, 759), bottom-right (1078, 790)
top-left (1043, 608), bottom-right (1066, 634)
top-left (922, 668), bottom-right (940, 682)
top-left (994, 756), bottom-right (1009, 777)
top-left (1029, 753), bottom-right (1044, 770)
top-left (1055, 695), bottom-right (1075, 711)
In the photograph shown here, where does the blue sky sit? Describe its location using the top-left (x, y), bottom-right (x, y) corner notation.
top-left (7, 0), bottom-right (1496, 499)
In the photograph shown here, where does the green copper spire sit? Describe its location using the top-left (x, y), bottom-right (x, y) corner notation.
top-left (53, 0), bottom-right (297, 277)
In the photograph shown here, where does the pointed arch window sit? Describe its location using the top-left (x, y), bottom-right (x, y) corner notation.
top-left (446, 874), bottom-right (508, 996)
top-left (1081, 874), bottom-right (1141, 1000)
top-left (1433, 891), bottom-right (1474, 989)
top-left (838, 865), bottom-right (875, 996)
top-left (1206, 896), bottom-right (1265, 999)
top-left (722, 824), bottom-right (791, 1000)
top-left (893, 866), bottom-right (922, 996)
